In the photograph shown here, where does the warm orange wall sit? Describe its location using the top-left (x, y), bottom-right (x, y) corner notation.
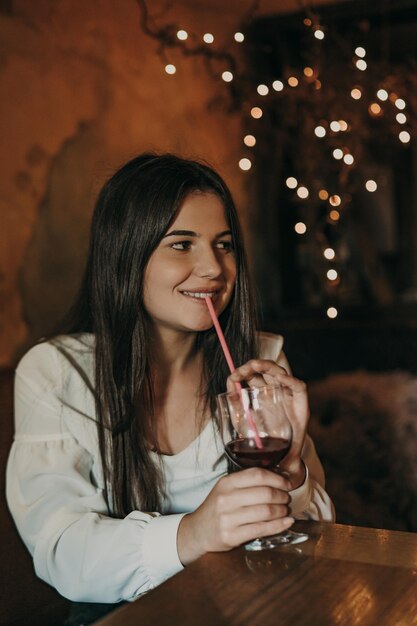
top-left (0, 0), bottom-right (252, 367)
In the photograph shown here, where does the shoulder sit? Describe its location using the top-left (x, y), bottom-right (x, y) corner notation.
top-left (16, 334), bottom-right (95, 390)
top-left (256, 331), bottom-right (284, 361)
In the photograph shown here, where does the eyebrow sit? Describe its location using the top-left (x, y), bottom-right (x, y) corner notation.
top-left (163, 229), bottom-right (232, 238)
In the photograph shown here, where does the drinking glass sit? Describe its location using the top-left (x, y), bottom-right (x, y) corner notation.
top-left (217, 384), bottom-right (308, 551)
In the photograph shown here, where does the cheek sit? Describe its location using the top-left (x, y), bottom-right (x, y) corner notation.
top-left (162, 263), bottom-right (191, 286)
top-left (145, 263), bottom-right (192, 301)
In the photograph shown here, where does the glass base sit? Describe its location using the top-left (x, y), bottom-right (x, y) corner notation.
top-left (244, 530), bottom-right (309, 551)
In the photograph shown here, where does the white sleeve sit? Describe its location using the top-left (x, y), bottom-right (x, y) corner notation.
top-left (288, 434), bottom-right (335, 521)
top-left (6, 344), bottom-right (185, 603)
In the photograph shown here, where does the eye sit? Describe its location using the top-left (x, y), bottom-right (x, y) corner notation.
top-left (170, 240), bottom-right (192, 251)
top-left (216, 240), bottom-right (234, 252)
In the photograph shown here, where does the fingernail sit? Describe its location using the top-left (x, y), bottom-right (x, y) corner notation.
top-left (283, 517), bottom-right (294, 528)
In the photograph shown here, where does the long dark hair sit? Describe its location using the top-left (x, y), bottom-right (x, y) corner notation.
top-left (65, 153), bottom-right (257, 516)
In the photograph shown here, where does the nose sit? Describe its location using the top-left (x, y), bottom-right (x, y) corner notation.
top-left (194, 246), bottom-right (222, 279)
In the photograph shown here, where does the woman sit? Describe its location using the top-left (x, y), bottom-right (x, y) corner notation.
top-left (7, 153), bottom-right (334, 616)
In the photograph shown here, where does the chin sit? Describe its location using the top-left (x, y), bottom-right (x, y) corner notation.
top-left (184, 315), bottom-right (216, 332)
top-left (186, 321), bottom-right (214, 333)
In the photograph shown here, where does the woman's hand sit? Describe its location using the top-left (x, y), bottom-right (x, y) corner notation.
top-left (177, 468), bottom-right (294, 565)
top-left (227, 359), bottom-right (310, 489)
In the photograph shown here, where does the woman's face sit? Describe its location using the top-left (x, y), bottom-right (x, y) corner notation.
top-left (143, 191), bottom-right (237, 337)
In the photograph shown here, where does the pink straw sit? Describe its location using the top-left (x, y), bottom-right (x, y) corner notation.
top-left (204, 296), bottom-right (263, 449)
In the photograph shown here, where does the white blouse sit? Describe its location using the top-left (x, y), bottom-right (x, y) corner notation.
top-left (6, 332), bottom-right (334, 602)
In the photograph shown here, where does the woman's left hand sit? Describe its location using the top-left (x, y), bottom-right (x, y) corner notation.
top-left (227, 359), bottom-right (309, 490)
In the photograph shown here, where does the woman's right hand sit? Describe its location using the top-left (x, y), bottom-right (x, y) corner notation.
top-left (177, 468), bottom-right (294, 565)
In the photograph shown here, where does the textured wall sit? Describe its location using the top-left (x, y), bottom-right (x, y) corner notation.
top-left (1, 0), bottom-right (248, 367)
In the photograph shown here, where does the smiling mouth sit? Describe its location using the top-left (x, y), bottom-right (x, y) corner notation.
top-left (181, 290), bottom-right (218, 299)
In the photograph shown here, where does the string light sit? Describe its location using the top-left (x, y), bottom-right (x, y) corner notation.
top-left (399, 130), bottom-right (411, 144)
top-left (314, 125), bottom-right (326, 138)
top-left (165, 64), bottom-right (176, 75)
top-left (327, 269), bottom-right (338, 280)
top-left (272, 80), bottom-right (284, 91)
top-left (295, 222), bottom-right (307, 234)
top-left (297, 186), bottom-right (309, 199)
top-left (139, 4), bottom-right (416, 323)
top-left (365, 179), bottom-right (377, 192)
top-left (203, 33), bottom-right (214, 44)
top-left (286, 177), bottom-right (298, 189)
top-left (222, 71), bottom-right (233, 82)
top-left (355, 59), bottom-right (367, 71)
top-left (377, 89), bottom-right (388, 101)
top-left (257, 84), bottom-right (269, 96)
top-left (250, 106), bottom-right (263, 119)
top-left (244, 134), bottom-right (256, 147)
top-left (369, 103), bottom-right (382, 116)
top-left (239, 158), bottom-right (252, 171)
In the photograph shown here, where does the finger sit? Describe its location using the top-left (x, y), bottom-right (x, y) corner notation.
top-left (227, 517), bottom-right (295, 547)
top-left (226, 373), bottom-right (265, 393)
top-left (234, 362), bottom-right (307, 398)
top-left (217, 485), bottom-right (290, 512)
top-left (229, 359), bottom-right (286, 382)
top-left (221, 467), bottom-right (292, 492)
top-left (277, 375), bottom-right (307, 397)
top-left (223, 502), bottom-right (290, 527)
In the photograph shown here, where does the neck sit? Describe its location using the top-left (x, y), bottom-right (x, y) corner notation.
top-left (149, 327), bottom-right (199, 373)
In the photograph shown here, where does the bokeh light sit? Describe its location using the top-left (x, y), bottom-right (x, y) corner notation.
top-left (239, 158), bottom-right (252, 171)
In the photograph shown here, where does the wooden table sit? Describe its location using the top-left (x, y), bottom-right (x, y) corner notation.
top-left (97, 521), bottom-right (417, 626)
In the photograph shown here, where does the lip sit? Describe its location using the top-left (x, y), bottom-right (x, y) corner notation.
top-left (179, 287), bottom-right (222, 301)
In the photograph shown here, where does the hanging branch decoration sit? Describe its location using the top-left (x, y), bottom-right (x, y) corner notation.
top-left (137, 0), bottom-right (416, 318)
top-left (244, 14), bottom-right (416, 316)
top-left (136, 0), bottom-right (251, 110)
